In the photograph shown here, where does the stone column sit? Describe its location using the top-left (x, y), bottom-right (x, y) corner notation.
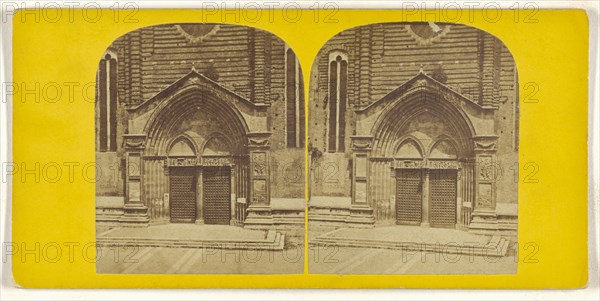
top-left (456, 167), bottom-right (463, 229)
top-left (469, 136), bottom-right (500, 234)
top-left (230, 164), bottom-right (237, 225)
top-left (120, 134), bottom-right (150, 227)
top-left (462, 158), bottom-right (476, 227)
top-left (243, 132), bottom-right (273, 229)
top-left (195, 168), bottom-right (203, 225)
top-left (421, 169), bottom-right (430, 227)
top-left (346, 135), bottom-right (375, 227)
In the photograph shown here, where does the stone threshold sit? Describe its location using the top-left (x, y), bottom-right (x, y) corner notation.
top-left (97, 225), bottom-right (285, 250)
top-left (310, 226), bottom-right (511, 257)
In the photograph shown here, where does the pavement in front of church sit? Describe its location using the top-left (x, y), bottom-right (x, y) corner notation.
top-left (312, 225), bottom-right (492, 246)
top-left (307, 244), bottom-right (518, 274)
top-left (95, 224), bottom-right (304, 274)
top-left (98, 224), bottom-right (269, 242)
top-left (307, 225), bottom-right (518, 274)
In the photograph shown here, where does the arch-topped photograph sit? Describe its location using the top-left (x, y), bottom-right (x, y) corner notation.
top-left (94, 23), bottom-right (305, 274)
top-left (308, 22), bottom-right (519, 274)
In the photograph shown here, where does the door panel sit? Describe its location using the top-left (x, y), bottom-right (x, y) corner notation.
top-left (429, 169), bottom-right (457, 228)
top-left (396, 169), bottom-right (422, 225)
top-left (203, 167), bottom-right (231, 225)
top-left (169, 168), bottom-right (197, 223)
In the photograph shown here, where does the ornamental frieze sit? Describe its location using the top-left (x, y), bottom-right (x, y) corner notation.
top-left (167, 157), bottom-right (197, 167)
top-left (202, 157), bottom-right (232, 166)
top-left (162, 156), bottom-right (234, 167)
top-left (427, 160), bottom-right (459, 169)
top-left (395, 159), bottom-right (423, 169)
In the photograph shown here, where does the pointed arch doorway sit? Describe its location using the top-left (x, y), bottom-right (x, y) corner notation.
top-left (168, 137), bottom-right (198, 223)
top-left (392, 124), bottom-right (464, 229)
top-left (394, 137), bottom-right (460, 228)
top-left (166, 134), bottom-right (238, 225)
top-left (200, 134), bottom-right (234, 225)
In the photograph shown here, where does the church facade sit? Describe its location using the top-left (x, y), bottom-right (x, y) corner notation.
top-left (95, 24), bottom-right (305, 229)
top-left (308, 23), bottom-right (518, 236)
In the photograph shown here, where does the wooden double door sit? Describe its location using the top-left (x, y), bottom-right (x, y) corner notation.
top-left (395, 169), bottom-right (457, 228)
top-left (169, 167), bottom-right (231, 225)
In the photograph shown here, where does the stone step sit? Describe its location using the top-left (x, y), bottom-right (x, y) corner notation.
top-left (309, 236), bottom-right (510, 257)
top-left (97, 233), bottom-right (286, 250)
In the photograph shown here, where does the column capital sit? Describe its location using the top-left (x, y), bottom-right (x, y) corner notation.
top-left (247, 132), bottom-right (272, 150)
top-left (122, 134), bottom-right (147, 151)
top-left (350, 135), bottom-right (374, 152)
top-left (473, 135), bottom-right (499, 153)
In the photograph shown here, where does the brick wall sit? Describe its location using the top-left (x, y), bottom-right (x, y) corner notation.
top-left (310, 22), bottom-right (518, 204)
top-left (97, 24), bottom-right (304, 198)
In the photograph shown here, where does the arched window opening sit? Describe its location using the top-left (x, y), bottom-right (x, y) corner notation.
top-left (97, 52), bottom-right (117, 152)
top-left (327, 51), bottom-right (348, 153)
top-left (285, 47), bottom-right (304, 148)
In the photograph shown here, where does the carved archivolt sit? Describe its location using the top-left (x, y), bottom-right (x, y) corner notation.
top-left (139, 78), bottom-right (250, 157)
top-left (366, 75), bottom-right (479, 159)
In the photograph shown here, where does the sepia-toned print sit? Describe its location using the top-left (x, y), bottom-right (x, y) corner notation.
top-left (95, 23), bottom-right (305, 274)
top-left (308, 22), bottom-right (519, 274)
